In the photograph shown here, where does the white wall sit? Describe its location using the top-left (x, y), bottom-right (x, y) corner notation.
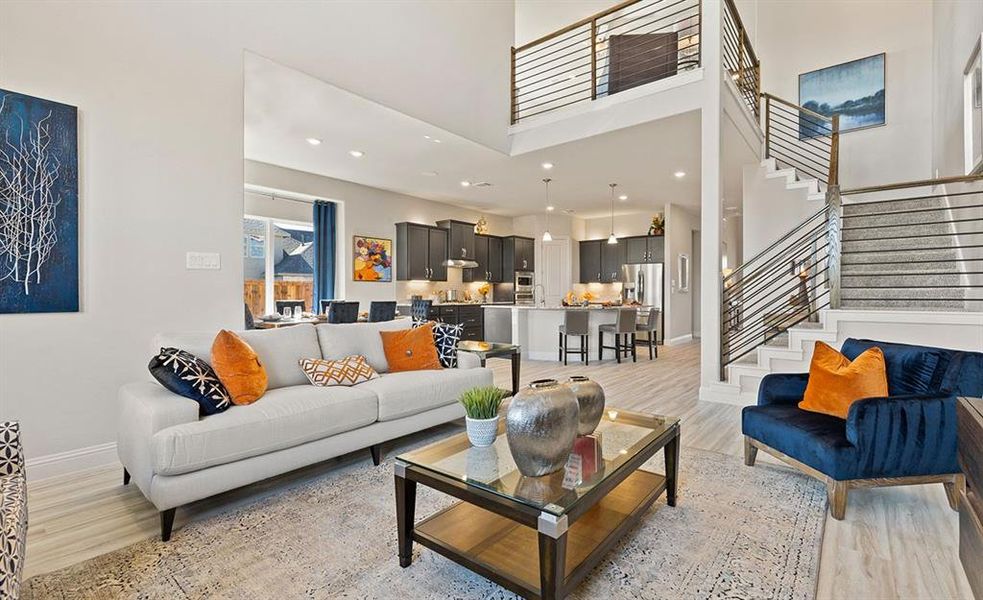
top-left (245, 161), bottom-right (514, 306)
top-left (932, 0), bottom-right (983, 176)
top-left (514, 0), bottom-right (612, 47)
top-left (741, 163), bottom-right (821, 257)
top-left (665, 204), bottom-right (700, 343)
top-left (756, 0), bottom-right (934, 188)
top-left (583, 210), bottom-right (663, 239)
top-left (0, 1), bottom-right (513, 468)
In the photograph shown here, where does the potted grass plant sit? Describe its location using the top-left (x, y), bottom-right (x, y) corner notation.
top-left (459, 386), bottom-right (509, 447)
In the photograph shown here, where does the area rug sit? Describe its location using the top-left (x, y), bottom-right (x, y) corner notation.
top-left (23, 444), bottom-right (826, 599)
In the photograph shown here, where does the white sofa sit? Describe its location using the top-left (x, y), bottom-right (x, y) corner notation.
top-left (117, 319), bottom-right (492, 540)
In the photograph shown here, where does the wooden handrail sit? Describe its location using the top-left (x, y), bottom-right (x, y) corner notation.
top-left (842, 174), bottom-right (983, 195)
top-left (760, 92), bottom-right (831, 123)
top-left (514, 0), bottom-right (644, 53)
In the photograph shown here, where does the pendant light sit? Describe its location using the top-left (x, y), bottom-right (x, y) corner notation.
top-left (542, 177), bottom-right (553, 242)
top-left (607, 183), bottom-right (619, 245)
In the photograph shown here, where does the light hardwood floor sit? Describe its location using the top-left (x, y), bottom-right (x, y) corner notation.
top-left (23, 341), bottom-right (973, 599)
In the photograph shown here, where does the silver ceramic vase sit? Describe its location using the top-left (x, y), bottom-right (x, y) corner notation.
top-left (506, 378), bottom-right (580, 477)
top-left (564, 376), bottom-right (605, 435)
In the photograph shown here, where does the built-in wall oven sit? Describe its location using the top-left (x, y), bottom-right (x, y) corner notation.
top-left (514, 271), bottom-right (534, 305)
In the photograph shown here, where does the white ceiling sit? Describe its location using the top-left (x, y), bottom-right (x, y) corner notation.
top-left (245, 54), bottom-right (712, 219)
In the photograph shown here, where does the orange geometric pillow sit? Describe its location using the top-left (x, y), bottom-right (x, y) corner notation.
top-left (799, 341), bottom-right (888, 419)
top-left (379, 323), bottom-right (442, 372)
top-left (211, 330), bottom-right (268, 405)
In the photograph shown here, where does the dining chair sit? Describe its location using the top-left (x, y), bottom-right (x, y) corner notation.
top-left (598, 308), bottom-right (638, 363)
top-left (558, 310), bottom-right (590, 366)
top-left (368, 301), bottom-right (397, 322)
top-left (327, 301), bottom-right (360, 324)
top-left (244, 303), bottom-right (256, 330)
top-left (275, 299), bottom-right (306, 315)
top-left (636, 307), bottom-right (660, 360)
top-left (410, 299), bottom-right (434, 323)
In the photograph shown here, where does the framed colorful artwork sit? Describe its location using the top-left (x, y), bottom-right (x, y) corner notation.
top-left (0, 89), bottom-right (79, 313)
top-left (799, 53), bottom-right (885, 138)
top-left (353, 235), bottom-right (392, 282)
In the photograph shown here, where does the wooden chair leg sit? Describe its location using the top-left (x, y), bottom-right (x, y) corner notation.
top-left (743, 437), bottom-right (757, 466)
top-left (370, 444), bottom-right (383, 466)
top-left (826, 479), bottom-right (848, 520)
top-left (123, 468), bottom-right (131, 485)
top-left (631, 333), bottom-right (637, 362)
top-left (160, 508), bottom-right (176, 542)
top-left (598, 331), bottom-right (604, 361)
top-left (582, 335), bottom-right (588, 365)
top-left (558, 332), bottom-right (563, 363)
top-left (563, 334), bottom-right (568, 366)
top-left (615, 334), bottom-right (622, 364)
top-left (943, 474), bottom-right (965, 511)
top-left (648, 335), bottom-right (654, 360)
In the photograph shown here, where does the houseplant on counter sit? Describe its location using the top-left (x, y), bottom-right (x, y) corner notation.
top-left (460, 386), bottom-right (509, 447)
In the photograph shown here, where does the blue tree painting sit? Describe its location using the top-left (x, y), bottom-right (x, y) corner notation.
top-left (0, 89), bottom-right (78, 313)
top-left (799, 54), bottom-right (885, 139)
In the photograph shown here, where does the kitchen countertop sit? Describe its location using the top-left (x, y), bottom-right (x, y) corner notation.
top-left (482, 304), bottom-right (649, 310)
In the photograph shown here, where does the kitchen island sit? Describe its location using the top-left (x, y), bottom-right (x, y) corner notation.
top-left (483, 305), bottom-right (658, 361)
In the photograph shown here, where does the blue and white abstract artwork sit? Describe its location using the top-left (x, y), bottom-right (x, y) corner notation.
top-left (0, 89), bottom-right (79, 313)
top-left (799, 53), bottom-right (885, 138)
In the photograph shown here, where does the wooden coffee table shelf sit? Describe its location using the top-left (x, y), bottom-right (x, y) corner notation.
top-left (395, 408), bottom-right (679, 600)
top-left (414, 470), bottom-right (667, 598)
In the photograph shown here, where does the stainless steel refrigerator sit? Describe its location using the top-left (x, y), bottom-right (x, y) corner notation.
top-left (621, 263), bottom-right (664, 343)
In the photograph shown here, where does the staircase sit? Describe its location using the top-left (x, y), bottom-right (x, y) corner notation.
top-left (713, 92), bottom-right (983, 404)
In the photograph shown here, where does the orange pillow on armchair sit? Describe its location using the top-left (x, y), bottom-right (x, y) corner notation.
top-left (799, 341), bottom-right (888, 419)
top-left (380, 323), bottom-right (442, 372)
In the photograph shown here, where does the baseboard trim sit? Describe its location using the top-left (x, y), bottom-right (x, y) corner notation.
top-left (26, 441), bottom-right (119, 482)
top-left (667, 334), bottom-right (693, 346)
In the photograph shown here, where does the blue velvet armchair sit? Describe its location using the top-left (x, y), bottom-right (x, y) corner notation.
top-left (742, 338), bottom-right (983, 519)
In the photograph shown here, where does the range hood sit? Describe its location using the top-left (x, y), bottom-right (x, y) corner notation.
top-left (443, 258), bottom-right (479, 269)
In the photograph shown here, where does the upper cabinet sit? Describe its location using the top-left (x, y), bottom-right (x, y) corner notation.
top-left (503, 236), bottom-right (535, 281)
top-left (395, 222), bottom-right (448, 281)
top-left (600, 240), bottom-right (625, 283)
top-left (465, 234), bottom-right (504, 283)
top-left (579, 235), bottom-right (664, 283)
top-left (579, 240), bottom-right (602, 283)
top-left (436, 220), bottom-right (475, 262)
top-left (623, 235), bottom-right (664, 264)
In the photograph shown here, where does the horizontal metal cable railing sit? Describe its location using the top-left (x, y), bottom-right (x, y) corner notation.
top-left (510, 0), bottom-right (701, 124)
top-left (761, 93), bottom-right (840, 188)
top-left (837, 175), bottom-right (983, 310)
top-left (720, 204), bottom-right (834, 377)
top-left (722, 0), bottom-right (759, 117)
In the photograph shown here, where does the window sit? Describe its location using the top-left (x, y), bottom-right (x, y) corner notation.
top-left (243, 216), bottom-right (314, 318)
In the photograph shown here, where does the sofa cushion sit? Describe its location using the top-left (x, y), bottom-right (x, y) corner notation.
top-left (841, 338), bottom-right (952, 396)
top-left (380, 323), bottom-right (443, 372)
top-left (154, 325), bottom-right (321, 390)
top-left (799, 342), bottom-right (888, 419)
top-left (212, 330), bottom-right (268, 405)
top-left (148, 348), bottom-right (232, 415)
top-left (151, 385), bottom-right (377, 476)
top-left (742, 404), bottom-right (859, 480)
top-left (315, 320), bottom-right (412, 373)
top-left (941, 350), bottom-right (983, 397)
top-left (357, 367), bottom-right (493, 422)
top-left (299, 355), bottom-right (379, 387)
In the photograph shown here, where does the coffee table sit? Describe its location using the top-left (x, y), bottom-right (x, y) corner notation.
top-left (394, 408), bottom-right (680, 600)
top-left (457, 340), bottom-right (521, 395)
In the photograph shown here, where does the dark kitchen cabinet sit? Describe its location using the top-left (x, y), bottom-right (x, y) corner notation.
top-left (579, 240), bottom-right (602, 283)
top-left (396, 222), bottom-right (448, 281)
top-left (624, 235), bottom-right (664, 264)
top-left (437, 305), bottom-right (483, 341)
top-left (601, 240), bottom-right (625, 283)
top-left (503, 236), bottom-right (535, 282)
top-left (465, 234), bottom-right (505, 283)
top-left (436, 220), bottom-right (475, 263)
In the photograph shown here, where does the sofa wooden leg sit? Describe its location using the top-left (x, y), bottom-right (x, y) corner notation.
top-left (943, 474), bottom-right (965, 511)
top-left (160, 508), bottom-right (176, 542)
top-left (123, 468), bottom-right (130, 485)
top-left (370, 444), bottom-right (382, 466)
top-left (826, 479), bottom-right (848, 520)
top-left (743, 437), bottom-right (757, 467)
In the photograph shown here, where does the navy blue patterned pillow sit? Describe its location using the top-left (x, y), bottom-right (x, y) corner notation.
top-left (413, 321), bottom-right (462, 368)
top-left (149, 348), bottom-right (232, 416)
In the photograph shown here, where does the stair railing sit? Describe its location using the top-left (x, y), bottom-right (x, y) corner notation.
top-left (722, 0), bottom-right (760, 117)
top-left (510, 0), bottom-right (702, 124)
top-left (761, 93), bottom-right (840, 189)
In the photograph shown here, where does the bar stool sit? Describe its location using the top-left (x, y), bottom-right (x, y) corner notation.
top-left (636, 307), bottom-right (660, 360)
top-left (598, 308), bottom-right (638, 363)
top-left (558, 310), bottom-right (590, 365)
top-left (410, 299), bottom-right (433, 322)
top-left (368, 301), bottom-right (397, 322)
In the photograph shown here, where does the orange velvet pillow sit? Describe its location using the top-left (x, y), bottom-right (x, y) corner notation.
top-left (211, 330), bottom-right (268, 405)
top-left (380, 323), bottom-right (442, 372)
top-left (799, 341), bottom-right (888, 419)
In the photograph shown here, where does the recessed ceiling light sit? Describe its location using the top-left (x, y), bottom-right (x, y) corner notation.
top-left (674, 171), bottom-right (686, 178)
top-left (460, 180), bottom-right (471, 187)
top-left (305, 137), bottom-right (322, 146)
top-left (618, 194), bottom-right (628, 201)
top-left (423, 135), bottom-right (441, 143)
top-left (348, 150), bottom-right (364, 158)
top-left (421, 171), bottom-right (438, 177)
top-left (547, 205), bottom-right (555, 211)
top-left (541, 162), bottom-right (554, 170)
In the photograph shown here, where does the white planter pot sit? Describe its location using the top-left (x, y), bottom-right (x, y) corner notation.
top-left (466, 416), bottom-right (499, 448)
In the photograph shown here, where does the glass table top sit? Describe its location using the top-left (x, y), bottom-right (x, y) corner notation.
top-left (398, 408), bottom-right (678, 516)
top-left (456, 340), bottom-right (520, 357)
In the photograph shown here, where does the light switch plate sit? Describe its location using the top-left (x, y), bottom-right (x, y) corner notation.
top-left (186, 252), bottom-right (221, 270)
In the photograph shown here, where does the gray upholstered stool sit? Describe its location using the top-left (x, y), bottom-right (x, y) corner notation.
top-left (558, 310), bottom-right (590, 365)
top-left (598, 308), bottom-right (638, 363)
top-left (636, 307), bottom-right (660, 360)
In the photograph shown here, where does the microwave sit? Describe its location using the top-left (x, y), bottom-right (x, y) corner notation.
top-left (515, 271), bottom-right (534, 289)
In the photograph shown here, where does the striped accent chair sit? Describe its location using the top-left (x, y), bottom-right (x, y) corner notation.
top-left (0, 421), bottom-right (27, 599)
